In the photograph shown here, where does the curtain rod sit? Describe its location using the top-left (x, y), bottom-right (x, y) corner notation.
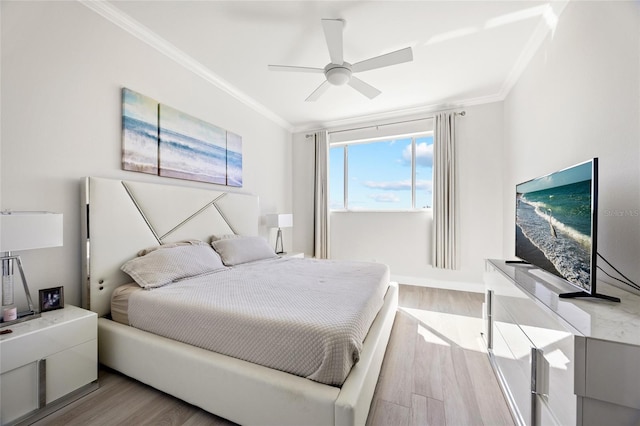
top-left (305, 110), bottom-right (466, 138)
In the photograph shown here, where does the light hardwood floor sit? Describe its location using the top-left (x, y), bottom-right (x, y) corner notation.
top-left (366, 285), bottom-right (514, 426)
top-left (34, 285), bottom-right (514, 426)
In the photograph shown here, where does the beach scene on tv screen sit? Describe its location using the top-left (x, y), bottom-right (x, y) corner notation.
top-left (515, 162), bottom-right (594, 291)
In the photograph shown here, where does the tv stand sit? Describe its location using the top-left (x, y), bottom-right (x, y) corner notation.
top-left (484, 259), bottom-right (640, 426)
top-left (559, 290), bottom-right (621, 302)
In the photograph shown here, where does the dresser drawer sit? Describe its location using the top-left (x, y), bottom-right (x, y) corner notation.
top-left (498, 295), bottom-right (576, 426)
top-left (488, 269), bottom-right (577, 426)
top-left (491, 318), bottom-right (532, 425)
top-left (583, 339), bottom-right (640, 409)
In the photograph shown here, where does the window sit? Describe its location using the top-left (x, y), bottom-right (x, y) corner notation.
top-left (329, 133), bottom-right (434, 210)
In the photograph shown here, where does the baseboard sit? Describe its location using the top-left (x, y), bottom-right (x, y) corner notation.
top-left (391, 274), bottom-right (485, 294)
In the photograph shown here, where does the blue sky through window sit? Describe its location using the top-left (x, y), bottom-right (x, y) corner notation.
top-left (330, 134), bottom-right (434, 210)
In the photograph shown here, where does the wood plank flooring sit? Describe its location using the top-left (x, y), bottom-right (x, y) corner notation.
top-left (33, 285), bottom-right (514, 426)
top-left (366, 286), bottom-right (514, 426)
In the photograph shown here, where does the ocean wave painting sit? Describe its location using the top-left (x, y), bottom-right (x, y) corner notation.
top-left (159, 104), bottom-right (226, 185)
top-left (226, 131), bottom-right (243, 187)
top-left (122, 88), bottom-right (158, 174)
top-left (121, 88), bottom-right (243, 187)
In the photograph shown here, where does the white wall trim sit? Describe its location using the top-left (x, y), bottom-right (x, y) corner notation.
top-left (392, 274), bottom-right (485, 294)
top-left (78, 0), bottom-right (293, 132)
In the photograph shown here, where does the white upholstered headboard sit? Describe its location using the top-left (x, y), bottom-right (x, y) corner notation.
top-left (81, 177), bottom-right (259, 317)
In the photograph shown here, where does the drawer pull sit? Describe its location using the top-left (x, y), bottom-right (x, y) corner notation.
top-left (38, 359), bottom-right (47, 408)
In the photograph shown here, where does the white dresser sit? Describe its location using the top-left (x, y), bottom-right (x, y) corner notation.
top-left (484, 259), bottom-right (640, 426)
top-left (0, 305), bottom-right (98, 425)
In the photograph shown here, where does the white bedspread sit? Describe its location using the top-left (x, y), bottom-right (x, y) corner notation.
top-left (126, 257), bottom-right (390, 386)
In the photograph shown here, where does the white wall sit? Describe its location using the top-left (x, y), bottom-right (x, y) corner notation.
top-left (293, 101), bottom-right (505, 289)
top-left (504, 1), bottom-right (640, 294)
top-left (0, 1), bottom-right (292, 308)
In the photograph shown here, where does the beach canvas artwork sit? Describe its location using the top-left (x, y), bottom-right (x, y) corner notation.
top-left (515, 161), bottom-right (594, 291)
top-left (158, 104), bottom-right (227, 185)
top-left (122, 88), bottom-right (159, 174)
top-left (121, 88), bottom-right (242, 187)
top-left (226, 131), bottom-right (243, 187)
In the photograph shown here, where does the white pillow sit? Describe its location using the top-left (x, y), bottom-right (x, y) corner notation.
top-left (211, 236), bottom-right (278, 266)
top-left (121, 243), bottom-right (226, 289)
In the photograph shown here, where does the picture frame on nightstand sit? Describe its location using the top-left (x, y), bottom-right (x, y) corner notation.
top-left (39, 286), bottom-right (64, 312)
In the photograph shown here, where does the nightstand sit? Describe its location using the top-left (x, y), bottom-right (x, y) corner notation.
top-left (0, 305), bottom-right (98, 425)
top-left (282, 252), bottom-right (304, 258)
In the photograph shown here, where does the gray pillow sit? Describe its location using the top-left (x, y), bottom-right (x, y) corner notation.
top-left (136, 239), bottom-right (205, 256)
top-left (211, 236), bottom-right (278, 266)
top-left (121, 243), bottom-right (226, 289)
top-left (210, 234), bottom-right (242, 242)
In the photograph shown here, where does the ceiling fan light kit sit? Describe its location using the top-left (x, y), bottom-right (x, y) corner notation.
top-left (268, 18), bottom-right (413, 101)
top-left (325, 64), bottom-right (352, 86)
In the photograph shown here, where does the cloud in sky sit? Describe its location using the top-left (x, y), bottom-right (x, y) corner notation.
top-left (363, 180), bottom-right (411, 191)
top-left (363, 179), bottom-right (432, 191)
top-left (416, 180), bottom-right (432, 191)
top-left (402, 142), bottom-right (433, 167)
top-left (368, 193), bottom-right (401, 203)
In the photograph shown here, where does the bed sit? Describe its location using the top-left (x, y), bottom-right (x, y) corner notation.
top-left (81, 176), bottom-right (398, 426)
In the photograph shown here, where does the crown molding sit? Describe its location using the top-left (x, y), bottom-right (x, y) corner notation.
top-left (79, 0), bottom-right (294, 132)
top-left (292, 92), bottom-right (504, 134)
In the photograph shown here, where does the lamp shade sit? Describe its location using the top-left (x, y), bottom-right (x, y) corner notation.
top-left (266, 213), bottom-right (293, 229)
top-left (1, 212), bottom-right (63, 252)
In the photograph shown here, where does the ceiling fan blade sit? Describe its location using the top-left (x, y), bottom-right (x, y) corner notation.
top-left (352, 47), bottom-right (413, 73)
top-left (348, 77), bottom-right (381, 99)
top-left (305, 80), bottom-right (331, 102)
top-left (321, 19), bottom-right (344, 64)
top-left (268, 65), bottom-right (324, 73)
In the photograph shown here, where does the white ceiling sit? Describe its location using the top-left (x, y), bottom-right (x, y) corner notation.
top-left (91, 1), bottom-right (566, 131)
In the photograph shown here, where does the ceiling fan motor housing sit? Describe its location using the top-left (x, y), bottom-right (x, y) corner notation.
top-left (267, 18), bottom-right (412, 100)
top-left (325, 63), bottom-right (352, 86)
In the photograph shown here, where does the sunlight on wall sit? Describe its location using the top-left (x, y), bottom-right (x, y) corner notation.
top-left (425, 3), bottom-right (561, 46)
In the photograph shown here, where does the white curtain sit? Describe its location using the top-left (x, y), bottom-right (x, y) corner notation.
top-left (432, 112), bottom-right (458, 269)
top-left (314, 130), bottom-right (330, 259)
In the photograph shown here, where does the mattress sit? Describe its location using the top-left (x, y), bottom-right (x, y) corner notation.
top-left (111, 257), bottom-right (389, 386)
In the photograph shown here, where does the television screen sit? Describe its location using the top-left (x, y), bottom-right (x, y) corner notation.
top-left (515, 158), bottom-right (597, 294)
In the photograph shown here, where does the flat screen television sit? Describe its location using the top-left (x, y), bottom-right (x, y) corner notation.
top-left (514, 158), bottom-right (619, 302)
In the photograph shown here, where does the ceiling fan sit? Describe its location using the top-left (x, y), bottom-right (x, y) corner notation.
top-left (268, 19), bottom-right (413, 102)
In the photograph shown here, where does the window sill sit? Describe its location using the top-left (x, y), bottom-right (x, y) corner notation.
top-left (330, 209), bottom-right (431, 213)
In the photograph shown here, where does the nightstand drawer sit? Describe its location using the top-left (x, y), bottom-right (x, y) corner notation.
top-left (1, 362), bottom-right (39, 423)
top-left (46, 339), bottom-right (97, 403)
top-left (1, 310), bottom-right (97, 374)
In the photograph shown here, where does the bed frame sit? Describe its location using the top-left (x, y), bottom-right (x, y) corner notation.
top-left (81, 176), bottom-right (398, 426)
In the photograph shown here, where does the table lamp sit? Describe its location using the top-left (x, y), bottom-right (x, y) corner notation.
top-left (1, 211), bottom-right (63, 325)
top-left (266, 213), bottom-right (293, 254)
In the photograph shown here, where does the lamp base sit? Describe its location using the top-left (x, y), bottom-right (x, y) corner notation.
top-left (1, 310), bottom-right (40, 328)
top-left (1, 254), bottom-right (39, 319)
top-left (274, 228), bottom-right (284, 255)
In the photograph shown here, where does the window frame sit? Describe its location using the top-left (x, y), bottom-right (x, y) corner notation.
top-left (329, 131), bottom-right (434, 212)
